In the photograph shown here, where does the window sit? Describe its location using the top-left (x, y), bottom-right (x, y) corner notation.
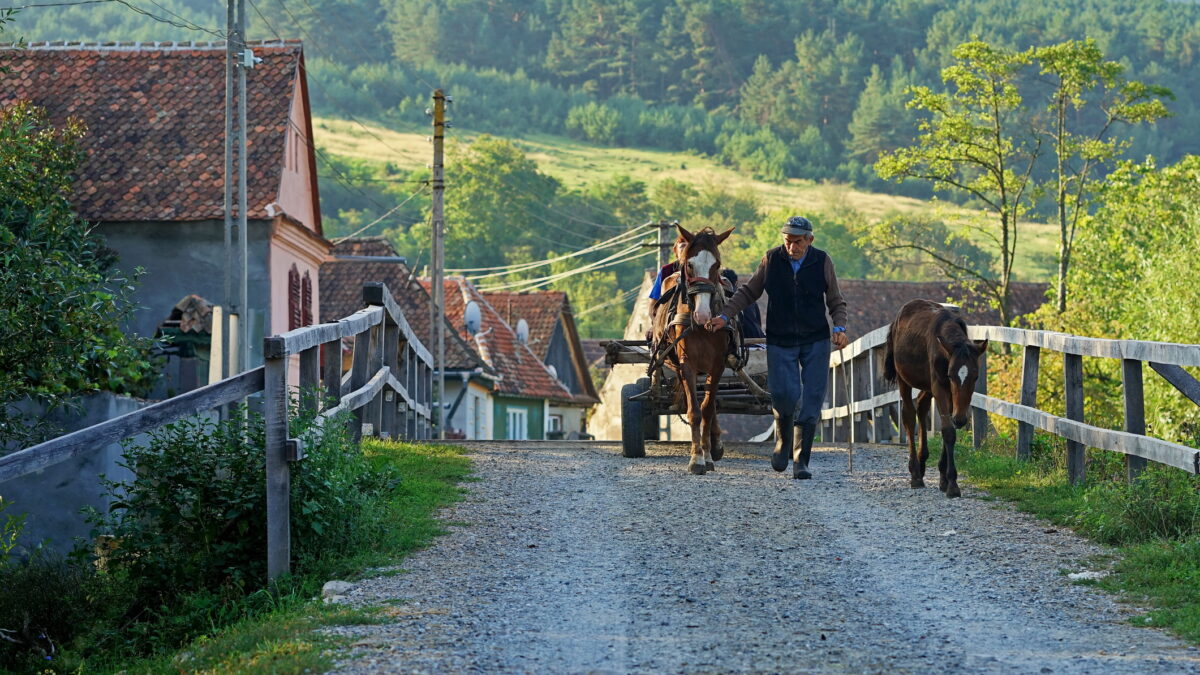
top-left (287, 264), bottom-right (301, 330)
top-left (549, 414), bottom-right (563, 432)
top-left (506, 408), bottom-right (527, 440)
top-left (301, 271), bottom-right (313, 327)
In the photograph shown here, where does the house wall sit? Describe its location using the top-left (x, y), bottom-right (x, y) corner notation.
top-left (98, 219), bottom-right (271, 369)
top-left (493, 396), bottom-right (544, 441)
top-left (3, 393), bottom-right (150, 556)
top-left (463, 380), bottom-right (493, 440)
top-left (276, 76), bottom-right (319, 233)
top-left (544, 322), bottom-right (583, 395)
top-left (548, 404), bottom-right (584, 436)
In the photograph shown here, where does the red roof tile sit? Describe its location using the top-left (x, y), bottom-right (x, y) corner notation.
top-left (320, 239), bottom-right (489, 374)
top-left (0, 41), bottom-right (304, 223)
top-left (425, 278), bottom-right (574, 402)
top-left (482, 290), bottom-right (599, 404)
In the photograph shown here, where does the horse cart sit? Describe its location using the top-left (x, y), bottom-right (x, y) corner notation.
top-left (603, 338), bottom-right (773, 458)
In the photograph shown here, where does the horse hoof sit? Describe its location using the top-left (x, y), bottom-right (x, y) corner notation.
top-left (711, 443), bottom-right (725, 462)
top-left (938, 479), bottom-right (949, 493)
top-left (706, 461), bottom-right (715, 471)
top-left (770, 452), bottom-right (788, 472)
top-left (946, 484), bottom-right (961, 498)
top-left (688, 463), bottom-right (707, 475)
top-left (911, 479), bottom-right (924, 489)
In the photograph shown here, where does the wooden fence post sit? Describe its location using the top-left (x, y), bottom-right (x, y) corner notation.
top-left (263, 340), bottom-right (290, 581)
top-left (972, 350), bottom-right (988, 450)
top-left (322, 340), bottom-right (342, 411)
top-left (852, 353), bottom-right (871, 443)
top-left (364, 323), bottom-right (384, 438)
top-left (1064, 352), bottom-right (1086, 485)
top-left (1016, 345), bottom-right (1040, 461)
top-left (299, 345), bottom-right (320, 417)
top-left (349, 328), bottom-right (371, 442)
top-left (1123, 358), bottom-right (1147, 482)
top-left (382, 327), bottom-right (399, 439)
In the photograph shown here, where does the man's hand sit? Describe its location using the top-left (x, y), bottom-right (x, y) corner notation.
top-left (706, 315), bottom-right (727, 332)
top-left (832, 331), bottom-right (849, 349)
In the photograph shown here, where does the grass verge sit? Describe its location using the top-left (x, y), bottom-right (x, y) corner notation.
top-left (22, 440), bottom-right (470, 674)
top-left (939, 434), bottom-right (1200, 643)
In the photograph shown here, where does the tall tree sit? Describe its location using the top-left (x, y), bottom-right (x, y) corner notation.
top-left (875, 40), bottom-right (1039, 326)
top-left (1033, 38), bottom-right (1171, 313)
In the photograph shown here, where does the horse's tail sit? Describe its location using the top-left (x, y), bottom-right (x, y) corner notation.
top-left (882, 321), bottom-right (898, 384)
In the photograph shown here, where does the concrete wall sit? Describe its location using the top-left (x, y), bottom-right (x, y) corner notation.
top-left (2, 393), bottom-right (148, 556)
top-left (98, 219), bottom-right (272, 370)
top-left (548, 404), bottom-right (584, 436)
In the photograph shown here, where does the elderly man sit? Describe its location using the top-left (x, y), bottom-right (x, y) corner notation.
top-left (707, 216), bottom-right (848, 479)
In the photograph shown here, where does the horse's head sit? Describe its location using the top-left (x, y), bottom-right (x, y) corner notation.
top-left (937, 336), bottom-right (989, 428)
top-left (676, 223), bottom-right (733, 324)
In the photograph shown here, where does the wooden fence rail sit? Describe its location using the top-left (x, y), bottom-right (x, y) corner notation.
top-left (821, 324), bottom-right (1200, 484)
top-left (0, 281), bottom-right (433, 581)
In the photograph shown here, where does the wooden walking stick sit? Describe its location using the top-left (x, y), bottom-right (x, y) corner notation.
top-left (838, 342), bottom-right (853, 473)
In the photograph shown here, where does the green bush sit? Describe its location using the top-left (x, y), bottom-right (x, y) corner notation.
top-left (565, 102), bottom-right (620, 145)
top-left (1078, 468), bottom-right (1200, 546)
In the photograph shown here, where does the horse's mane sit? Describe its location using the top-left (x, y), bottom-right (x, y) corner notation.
top-left (686, 227), bottom-right (724, 264)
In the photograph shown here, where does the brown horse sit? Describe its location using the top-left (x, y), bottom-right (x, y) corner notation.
top-left (653, 224), bottom-right (734, 475)
top-left (883, 299), bottom-right (987, 498)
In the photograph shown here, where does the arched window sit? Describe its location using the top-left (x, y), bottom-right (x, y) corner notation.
top-left (288, 264), bottom-right (301, 330)
top-left (301, 271), bottom-right (313, 327)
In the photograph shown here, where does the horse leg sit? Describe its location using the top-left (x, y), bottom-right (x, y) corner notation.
top-left (933, 387), bottom-right (960, 497)
top-left (916, 390), bottom-right (933, 486)
top-left (707, 369), bottom-right (723, 464)
top-left (681, 366), bottom-right (706, 475)
top-left (899, 383), bottom-right (921, 488)
top-left (700, 369), bottom-right (719, 471)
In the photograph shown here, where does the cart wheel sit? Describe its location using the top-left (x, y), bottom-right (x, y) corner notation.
top-left (621, 378), bottom-right (651, 458)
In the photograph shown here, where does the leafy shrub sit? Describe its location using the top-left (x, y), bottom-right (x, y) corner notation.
top-left (565, 102), bottom-right (620, 144)
top-left (1078, 468), bottom-right (1200, 545)
top-left (90, 400), bottom-right (395, 607)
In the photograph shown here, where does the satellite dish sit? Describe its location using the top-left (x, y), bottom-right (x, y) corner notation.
top-left (516, 318), bottom-right (530, 344)
top-left (464, 301), bottom-right (481, 335)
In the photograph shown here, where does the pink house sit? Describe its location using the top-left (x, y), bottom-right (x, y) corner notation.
top-left (0, 40), bottom-right (329, 391)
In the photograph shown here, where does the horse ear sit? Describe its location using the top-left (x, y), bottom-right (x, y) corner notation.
top-left (675, 223), bottom-right (695, 243)
top-left (974, 339), bottom-right (989, 356)
top-left (936, 336), bottom-right (952, 358)
top-left (715, 227), bottom-right (734, 244)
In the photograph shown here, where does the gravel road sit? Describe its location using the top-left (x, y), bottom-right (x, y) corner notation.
top-left (327, 441), bottom-right (1200, 674)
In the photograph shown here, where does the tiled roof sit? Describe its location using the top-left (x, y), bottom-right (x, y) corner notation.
top-left (483, 290), bottom-right (600, 404)
top-left (425, 278), bottom-right (575, 402)
top-left (483, 291), bottom-right (566, 361)
top-left (320, 240), bottom-right (488, 373)
top-left (0, 41), bottom-right (305, 223)
top-left (332, 237), bottom-right (402, 258)
top-left (829, 280), bottom-right (1049, 335)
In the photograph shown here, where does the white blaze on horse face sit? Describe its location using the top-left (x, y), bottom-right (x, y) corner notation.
top-left (957, 365), bottom-right (969, 386)
top-left (688, 250), bottom-right (718, 324)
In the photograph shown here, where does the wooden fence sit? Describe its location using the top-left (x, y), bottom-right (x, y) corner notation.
top-left (0, 281), bottom-right (433, 580)
top-left (821, 324), bottom-right (1200, 484)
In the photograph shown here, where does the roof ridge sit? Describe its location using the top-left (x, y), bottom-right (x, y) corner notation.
top-left (0, 39), bottom-right (301, 51)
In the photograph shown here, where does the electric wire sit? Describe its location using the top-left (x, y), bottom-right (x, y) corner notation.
top-left (450, 223), bottom-right (650, 276)
top-left (574, 285), bottom-right (641, 317)
top-left (3, 0), bottom-right (226, 35)
top-left (478, 244), bottom-right (652, 292)
top-left (331, 182), bottom-right (429, 244)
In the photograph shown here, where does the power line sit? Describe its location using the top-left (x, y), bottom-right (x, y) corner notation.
top-left (575, 285), bottom-right (641, 317)
top-left (331, 182), bottom-right (429, 244)
top-left (3, 0), bottom-right (226, 35)
top-left (452, 223), bottom-right (651, 277)
top-left (478, 244), bottom-right (651, 292)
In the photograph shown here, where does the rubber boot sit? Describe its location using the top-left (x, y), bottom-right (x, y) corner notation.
top-left (792, 422), bottom-right (815, 479)
top-left (771, 409), bottom-right (793, 472)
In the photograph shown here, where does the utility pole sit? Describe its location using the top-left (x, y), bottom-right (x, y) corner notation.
top-left (641, 219), bottom-right (678, 269)
top-left (430, 90), bottom-right (448, 439)
top-left (222, 0), bottom-right (235, 381)
top-left (236, 0), bottom-right (250, 376)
